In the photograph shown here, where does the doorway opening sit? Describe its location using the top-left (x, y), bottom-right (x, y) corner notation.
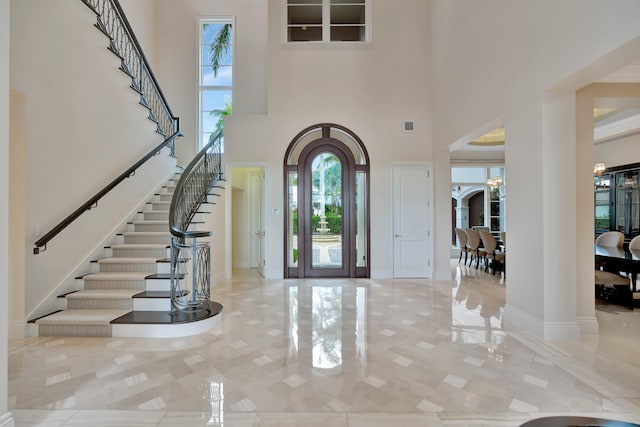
top-left (284, 123), bottom-right (370, 278)
top-left (230, 166), bottom-right (266, 277)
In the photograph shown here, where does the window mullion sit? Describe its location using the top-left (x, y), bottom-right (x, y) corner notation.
top-left (323, 0), bottom-right (330, 42)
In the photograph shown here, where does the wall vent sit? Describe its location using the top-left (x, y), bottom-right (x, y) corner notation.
top-left (404, 121), bottom-right (414, 132)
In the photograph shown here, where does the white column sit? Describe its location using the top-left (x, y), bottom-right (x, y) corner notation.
top-left (503, 94), bottom-right (580, 340)
top-left (0, 0), bottom-right (15, 424)
top-left (433, 148), bottom-right (453, 280)
top-left (541, 90), bottom-right (581, 340)
top-left (575, 89), bottom-right (599, 334)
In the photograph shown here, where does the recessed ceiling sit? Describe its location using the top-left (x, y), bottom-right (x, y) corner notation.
top-left (469, 127), bottom-right (504, 147)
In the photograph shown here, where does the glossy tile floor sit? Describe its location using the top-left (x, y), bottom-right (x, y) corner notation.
top-left (8, 262), bottom-right (640, 426)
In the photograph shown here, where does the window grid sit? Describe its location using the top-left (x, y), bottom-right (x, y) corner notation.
top-left (285, 0), bottom-right (369, 43)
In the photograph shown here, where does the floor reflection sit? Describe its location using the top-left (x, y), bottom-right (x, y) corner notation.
top-left (452, 264), bottom-right (506, 359)
top-left (10, 265), bottom-right (640, 423)
top-left (287, 284), bottom-right (367, 372)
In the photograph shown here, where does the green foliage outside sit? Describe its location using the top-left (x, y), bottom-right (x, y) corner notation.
top-left (595, 217), bottom-right (610, 230)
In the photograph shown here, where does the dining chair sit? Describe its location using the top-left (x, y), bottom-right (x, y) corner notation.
top-left (479, 230), bottom-right (505, 275)
top-left (454, 228), bottom-right (469, 264)
top-left (464, 228), bottom-right (485, 268)
top-left (629, 235), bottom-right (640, 250)
top-left (595, 231), bottom-right (632, 308)
top-left (595, 231), bottom-right (625, 247)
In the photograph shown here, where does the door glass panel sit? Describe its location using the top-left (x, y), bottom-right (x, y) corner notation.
top-left (616, 172), bottom-right (640, 234)
top-left (311, 153), bottom-right (343, 269)
top-left (288, 171), bottom-right (299, 268)
top-left (356, 171), bottom-right (366, 267)
top-left (594, 176), bottom-right (610, 232)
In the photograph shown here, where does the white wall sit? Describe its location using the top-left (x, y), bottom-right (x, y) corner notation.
top-left (11, 0), bottom-right (176, 318)
top-left (595, 133), bottom-right (640, 168)
top-left (155, 0), bottom-right (269, 164)
top-left (155, 0), bottom-right (432, 279)
top-left (430, 0), bottom-right (640, 338)
top-left (225, 0), bottom-right (432, 278)
top-left (1, 0), bottom-right (14, 422)
top-left (9, 91), bottom-right (26, 340)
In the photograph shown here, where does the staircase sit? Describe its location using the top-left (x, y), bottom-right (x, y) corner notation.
top-left (30, 172), bottom-right (223, 338)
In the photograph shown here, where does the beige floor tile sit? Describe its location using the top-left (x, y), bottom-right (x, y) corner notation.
top-left (8, 264), bottom-right (640, 426)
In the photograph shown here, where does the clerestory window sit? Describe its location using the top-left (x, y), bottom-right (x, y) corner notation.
top-left (199, 18), bottom-right (234, 149)
top-left (285, 0), bottom-right (371, 43)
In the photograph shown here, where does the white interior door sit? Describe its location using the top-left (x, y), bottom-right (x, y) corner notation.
top-left (248, 171), bottom-right (265, 276)
top-left (393, 164), bottom-right (431, 278)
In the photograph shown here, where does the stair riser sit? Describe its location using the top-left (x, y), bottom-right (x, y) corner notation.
top-left (83, 280), bottom-right (146, 290)
top-left (99, 263), bottom-right (158, 274)
top-left (133, 298), bottom-right (171, 311)
top-left (142, 212), bottom-right (169, 221)
top-left (39, 325), bottom-right (112, 337)
top-left (68, 299), bottom-right (133, 310)
top-left (132, 223), bottom-right (169, 233)
top-left (158, 193), bottom-right (173, 202)
top-left (124, 235), bottom-right (171, 245)
top-left (145, 279), bottom-right (171, 292)
top-left (112, 248), bottom-right (169, 258)
top-left (150, 201), bottom-right (171, 210)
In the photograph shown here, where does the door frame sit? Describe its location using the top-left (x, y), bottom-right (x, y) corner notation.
top-left (283, 123), bottom-right (370, 278)
top-left (225, 162), bottom-right (268, 279)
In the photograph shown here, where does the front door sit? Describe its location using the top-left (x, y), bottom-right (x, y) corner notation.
top-left (284, 123), bottom-right (370, 279)
top-left (300, 146), bottom-right (351, 277)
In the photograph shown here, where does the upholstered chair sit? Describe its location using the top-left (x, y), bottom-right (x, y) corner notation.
top-left (595, 231), bottom-right (632, 309)
top-left (464, 228), bottom-right (486, 268)
top-left (455, 228), bottom-right (469, 264)
top-left (479, 230), bottom-right (506, 275)
top-left (595, 231), bottom-right (625, 247)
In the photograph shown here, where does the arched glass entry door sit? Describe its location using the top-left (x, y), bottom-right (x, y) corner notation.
top-left (284, 124), bottom-right (370, 278)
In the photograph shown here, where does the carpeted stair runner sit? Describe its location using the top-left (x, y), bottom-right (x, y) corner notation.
top-left (34, 175), bottom-right (181, 336)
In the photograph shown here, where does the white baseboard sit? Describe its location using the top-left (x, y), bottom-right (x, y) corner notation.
top-left (504, 304), bottom-right (581, 341)
top-left (0, 412), bottom-right (15, 427)
top-left (577, 316), bottom-right (599, 335)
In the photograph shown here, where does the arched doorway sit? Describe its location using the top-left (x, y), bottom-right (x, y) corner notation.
top-left (284, 124), bottom-right (370, 278)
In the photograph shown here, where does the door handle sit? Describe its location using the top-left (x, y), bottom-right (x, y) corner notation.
top-left (395, 234), bottom-right (403, 238)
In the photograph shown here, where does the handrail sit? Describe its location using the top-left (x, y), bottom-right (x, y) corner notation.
top-left (33, 0), bottom-right (183, 254)
top-left (33, 131), bottom-right (182, 254)
top-left (169, 131), bottom-right (224, 312)
top-left (169, 131), bottom-right (224, 240)
top-left (81, 0), bottom-right (179, 139)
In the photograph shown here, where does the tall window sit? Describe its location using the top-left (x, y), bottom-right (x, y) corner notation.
top-left (285, 0), bottom-right (370, 43)
top-left (199, 18), bottom-right (233, 149)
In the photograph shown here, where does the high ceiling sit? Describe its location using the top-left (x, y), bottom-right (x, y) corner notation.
top-left (456, 59), bottom-right (640, 154)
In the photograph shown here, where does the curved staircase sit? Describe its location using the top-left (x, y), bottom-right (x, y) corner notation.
top-left (30, 174), bottom-right (222, 338)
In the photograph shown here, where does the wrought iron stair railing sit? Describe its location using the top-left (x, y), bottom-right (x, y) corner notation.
top-left (33, 0), bottom-right (181, 254)
top-left (81, 0), bottom-right (179, 140)
top-left (169, 132), bottom-right (224, 312)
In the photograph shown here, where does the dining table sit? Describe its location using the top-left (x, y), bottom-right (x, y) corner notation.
top-left (595, 245), bottom-right (640, 308)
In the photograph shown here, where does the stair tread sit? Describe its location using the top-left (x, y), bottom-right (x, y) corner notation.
top-left (132, 220), bottom-right (169, 224)
top-left (123, 231), bottom-right (169, 235)
top-left (66, 289), bottom-right (143, 299)
top-left (83, 272), bottom-right (150, 280)
top-left (111, 244), bottom-right (169, 249)
top-left (97, 257), bottom-right (160, 264)
top-left (35, 309), bottom-right (131, 325)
